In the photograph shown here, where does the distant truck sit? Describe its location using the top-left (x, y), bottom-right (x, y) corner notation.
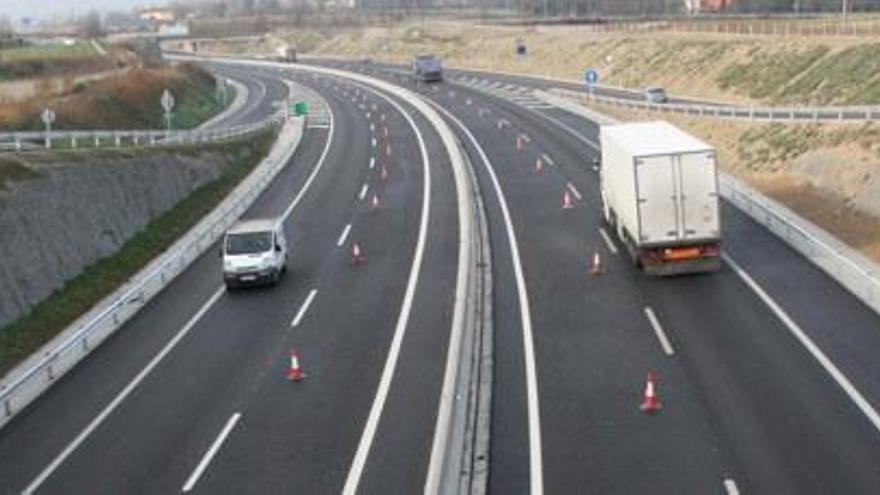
top-left (599, 121), bottom-right (721, 275)
top-left (276, 46), bottom-right (297, 63)
top-left (412, 54), bottom-right (443, 83)
top-left (222, 218), bottom-right (288, 289)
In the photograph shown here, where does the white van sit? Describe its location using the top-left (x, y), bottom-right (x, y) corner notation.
top-left (222, 218), bottom-right (288, 289)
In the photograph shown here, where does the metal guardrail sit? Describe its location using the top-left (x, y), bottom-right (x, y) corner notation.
top-left (720, 174), bottom-right (880, 315)
top-left (0, 118), bottom-right (281, 152)
top-left (0, 118), bottom-right (304, 429)
top-left (550, 87), bottom-right (880, 123)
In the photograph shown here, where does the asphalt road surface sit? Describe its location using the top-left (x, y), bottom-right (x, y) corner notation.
top-left (2, 58), bottom-right (880, 495)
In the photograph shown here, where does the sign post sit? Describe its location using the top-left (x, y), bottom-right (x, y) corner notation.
top-left (161, 89), bottom-right (175, 133)
top-left (41, 107), bottom-right (56, 149)
top-left (584, 69), bottom-right (599, 97)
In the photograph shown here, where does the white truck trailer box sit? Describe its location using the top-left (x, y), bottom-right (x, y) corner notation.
top-left (599, 121), bottom-right (721, 275)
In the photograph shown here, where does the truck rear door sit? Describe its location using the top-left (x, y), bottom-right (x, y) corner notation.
top-left (678, 152), bottom-right (719, 241)
top-left (635, 155), bottom-right (679, 244)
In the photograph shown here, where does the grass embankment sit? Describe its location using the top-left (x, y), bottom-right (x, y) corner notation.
top-left (0, 62), bottom-right (231, 131)
top-left (0, 40), bottom-right (111, 81)
top-left (0, 130), bottom-right (277, 375)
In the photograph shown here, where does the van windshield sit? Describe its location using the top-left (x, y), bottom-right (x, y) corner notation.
top-left (226, 232), bottom-right (272, 255)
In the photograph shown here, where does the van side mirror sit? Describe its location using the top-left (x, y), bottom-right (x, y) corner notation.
top-left (275, 244), bottom-right (282, 252)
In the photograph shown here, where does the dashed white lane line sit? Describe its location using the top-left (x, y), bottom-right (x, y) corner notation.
top-left (723, 478), bottom-right (740, 495)
top-left (368, 156), bottom-right (375, 170)
top-left (644, 307), bottom-right (675, 356)
top-left (22, 287), bottom-right (227, 495)
top-left (598, 227), bottom-right (618, 255)
top-left (181, 413), bottom-right (242, 492)
top-left (371, 137), bottom-right (377, 148)
top-left (519, 133), bottom-right (532, 143)
top-left (358, 183), bottom-right (369, 201)
top-left (366, 111), bottom-right (371, 119)
top-left (565, 182), bottom-right (582, 201)
top-left (290, 289), bottom-right (318, 328)
top-left (369, 123), bottom-right (375, 132)
top-left (724, 253), bottom-right (880, 435)
top-left (336, 223), bottom-right (352, 247)
top-left (540, 153), bottom-right (555, 166)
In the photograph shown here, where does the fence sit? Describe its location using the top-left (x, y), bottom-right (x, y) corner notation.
top-left (0, 118), bottom-right (303, 430)
top-left (0, 118), bottom-right (280, 153)
top-left (543, 16), bottom-right (880, 38)
top-left (549, 87), bottom-right (880, 124)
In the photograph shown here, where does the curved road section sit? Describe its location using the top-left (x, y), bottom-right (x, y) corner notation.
top-left (0, 63), bottom-right (478, 494)
top-left (327, 60), bottom-right (880, 494)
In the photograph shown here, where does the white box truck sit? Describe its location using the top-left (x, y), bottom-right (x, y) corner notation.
top-left (599, 121), bottom-right (721, 275)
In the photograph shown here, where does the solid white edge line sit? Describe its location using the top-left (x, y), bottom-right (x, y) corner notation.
top-left (280, 80), bottom-right (336, 222)
top-left (291, 289), bottom-right (319, 328)
top-left (336, 223), bottom-right (352, 247)
top-left (358, 183), bottom-right (369, 201)
top-left (341, 81), bottom-right (433, 495)
top-left (598, 227), bottom-right (618, 255)
top-left (723, 478), bottom-right (740, 495)
top-left (23, 287), bottom-right (226, 495)
top-left (181, 412), bottom-right (242, 492)
top-left (644, 307), bottom-right (675, 356)
top-left (429, 102), bottom-right (545, 495)
top-left (566, 182), bottom-right (582, 201)
top-left (723, 252), bottom-right (880, 435)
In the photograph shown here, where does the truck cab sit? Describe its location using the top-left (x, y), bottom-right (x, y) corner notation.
top-left (222, 219), bottom-right (288, 289)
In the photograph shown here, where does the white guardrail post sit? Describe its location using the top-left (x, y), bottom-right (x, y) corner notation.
top-left (0, 116), bottom-right (298, 430)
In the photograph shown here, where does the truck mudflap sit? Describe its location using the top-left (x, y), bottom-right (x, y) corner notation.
top-left (639, 243), bottom-right (722, 276)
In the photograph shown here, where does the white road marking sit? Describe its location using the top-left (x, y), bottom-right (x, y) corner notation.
top-left (368, 156), bottom-right (375, 170)
top-left (358, 183), bottom-right (369, 200)
top-left (23, 287), bottom-right (226, 495)
top-left (371, 137), bottom-right (377, 148)
top-left (599, 227), bottom-right (618, 255)
top-left (566, 182), bottom-right (582, 200)
top-left (366, 111), bottom-right (371, 119)
top-left (723, 478), bottom-right (740, 495)
top-left (291, 289), bottom-right (319, 327)
top-left (541, 153), bottom-right (555, 166)
top-left (519, 133), bottom-right (532, 143)
top-left (429, 101), bottom-right (544, 494)
top-left (370, 123), bottom-right (375, 132)
top-left (181, 412), bottom-right (242, 492)
top-left (341, 81), bottom-right (433, 495)
top-left (336, 223), bottom-right (352, 247)
top-left (644, 307), bottom-right (675, 356)
top-left (724, 252), bottom-right (880, 435)
top-left (280, 81), bottom-right (336, 222)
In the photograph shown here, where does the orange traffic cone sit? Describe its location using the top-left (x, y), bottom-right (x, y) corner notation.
top-left (370, 193), bottom-right (380, 209)
top-left (639, 372), bottom-right (662, 413)
top-left (535, 157), bottom-right (544, 173)
top-left (516, 136), bottom-right (524, 151)
top-left (286, 349), bottom-right (305, 381)
top-left (380, 165), bottom-right (389, 181)
top-left (562, 189), bottom-right (575, 209)
top-left (385, 143), bottom-right (392, 157)
top-left (590, 251), bottom-right (604, 276)
top-left (351, 242), bottom-right (366, 265)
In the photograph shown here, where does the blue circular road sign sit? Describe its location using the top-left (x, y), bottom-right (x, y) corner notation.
top-left (585, 69), bottom-right (598, 87)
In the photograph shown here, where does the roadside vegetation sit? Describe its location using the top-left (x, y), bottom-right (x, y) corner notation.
top-left (0, 62), bottom-right (230, 131)
top-left (0, 130), bottom-right (277, 375)
top-left (0, 40), bottom-right (113, 81)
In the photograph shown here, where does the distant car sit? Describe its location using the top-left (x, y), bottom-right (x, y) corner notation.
top-left (413, 54), bottom-right (443, 83)
top-left (644, 86), bottom-right (668, 103)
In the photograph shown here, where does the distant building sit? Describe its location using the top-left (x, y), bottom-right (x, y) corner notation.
top-left (139, 8), bottom-right (176, 26)
top-left (685, 0), bottom-right (736, 14)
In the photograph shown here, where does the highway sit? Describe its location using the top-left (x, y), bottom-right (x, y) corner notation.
top-left (1, 56), bottom-right (880, 495)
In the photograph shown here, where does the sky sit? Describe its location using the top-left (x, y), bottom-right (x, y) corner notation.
top-left (1, 0), bottom-right (153, 21)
